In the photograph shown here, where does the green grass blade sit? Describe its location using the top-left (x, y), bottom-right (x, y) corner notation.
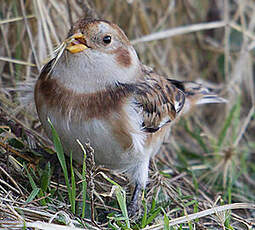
top-left (25, 187), bottom-right (40, 204)
top-left (23, 163), bottom-right (37, 189)
top-left (115, 186), bottom-right (130, 228)
top-left (231, 95), bottom-right (241, 141)
top-left (187, 216), bottom-right (193, 229)
top-left (77, 140), bottom-right (87, 218)
top-left (38, 189), bottom-right (47, 206)
top-left (184, 121), bottom-right (208, 153)
top-left (150, 196), bottom-right (156, 212)
top-left (99, 171), bottom-right (121, 187)
top-left (48, 118), bottom-right (73, 213)
top-left (193, 201), bottom-right (199, 222)
top-left (141, 199), bottom-right (147, 228)
top-left (146, 207), bottom-right (162, 225)
top-left (191, 172), bottom-right (198, 194)
top-left (40, 162), bottom-right (51, 192)
top-left (217, 102), bottom-right (239, 150)
top-left (107, 222), bottom-right (119, 230)
top-left (70, 151), bottom-right (76, 214)
top-left (24, 163), bottom-right (48, 205)
top-left (99, 172), bottom-right (130, 228)
top-left (163, 212), bottom-right (169, 230)
top-left (47, 119), bottom-right (66, 169)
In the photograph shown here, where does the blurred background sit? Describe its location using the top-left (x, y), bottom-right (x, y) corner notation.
top-left (0, 0), bottom-right (254, 229)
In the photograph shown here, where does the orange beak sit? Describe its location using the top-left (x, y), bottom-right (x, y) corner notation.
top-left (65, 33), bottom-right (88, 54)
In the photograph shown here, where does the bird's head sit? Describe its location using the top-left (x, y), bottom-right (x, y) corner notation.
top-left (50, 19), bottom-right (141, 93)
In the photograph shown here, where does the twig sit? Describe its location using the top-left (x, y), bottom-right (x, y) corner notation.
top-left (234, 106), bottom-right (255, 147)
top-left (131, 21), bottom-right (226, 44)
top-left (0, 15), bottom-right (35, 25)
top-left (0, 56), bottom-right (36, 67)
top-left (0, 178), bottom-right (20, 194)
top-left (66, 0), bottom-right (73, 27)
top-left (0, 166), bottom-right (24, 195)
top-left (224, 0), bottom-right (230, 81)
top-left (75, 0), bottom-right (98, 19)
top-left (0, 140), bottom-right (33, 162)
top-left (19, 0), bottom-right (40, 71)
top-left (144, 203), bottom-right (255, 229)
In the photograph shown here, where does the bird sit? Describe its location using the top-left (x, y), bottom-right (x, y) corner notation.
top-left (34, 17), bottom-right (226, 215)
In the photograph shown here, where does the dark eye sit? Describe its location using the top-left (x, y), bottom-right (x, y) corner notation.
top-left (103, 35), bottom-right (111, 44)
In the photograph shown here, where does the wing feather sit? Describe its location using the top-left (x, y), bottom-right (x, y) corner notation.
top-left (133, 68), bottom-right (185, 133)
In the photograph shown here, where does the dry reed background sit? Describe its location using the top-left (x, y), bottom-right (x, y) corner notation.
top-left (0, 0), bottom-right (255, 229)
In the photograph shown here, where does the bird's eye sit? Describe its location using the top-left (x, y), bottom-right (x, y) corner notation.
top-left (103, 35), bottom-right (111, 44)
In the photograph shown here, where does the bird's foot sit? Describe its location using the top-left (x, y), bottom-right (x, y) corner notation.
top-left (127, 183), bottom-right (142, 217)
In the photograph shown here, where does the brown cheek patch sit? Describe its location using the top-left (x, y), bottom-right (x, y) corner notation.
top-left (115, 47), bottom-right (131, 67)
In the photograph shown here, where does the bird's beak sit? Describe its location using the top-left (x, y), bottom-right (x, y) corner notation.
top-left (65, 33), bottom-right (88, 54)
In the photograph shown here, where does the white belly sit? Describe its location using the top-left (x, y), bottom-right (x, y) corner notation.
top-left (38, 105), bottom-right (147, 171)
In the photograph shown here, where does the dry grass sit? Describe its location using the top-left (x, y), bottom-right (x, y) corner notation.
top-left (0, 0), bottom-right (255, 229)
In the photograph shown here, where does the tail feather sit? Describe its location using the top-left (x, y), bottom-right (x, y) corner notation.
top-left (195, 95), bottom-right (228, 105)
top-left (168, 79), bottom-right (227, 113)
top-left (181, 81), bottom-right (227, 105)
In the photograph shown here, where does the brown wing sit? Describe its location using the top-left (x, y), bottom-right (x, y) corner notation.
top-left (133, 69), bottom-right (186, 133)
